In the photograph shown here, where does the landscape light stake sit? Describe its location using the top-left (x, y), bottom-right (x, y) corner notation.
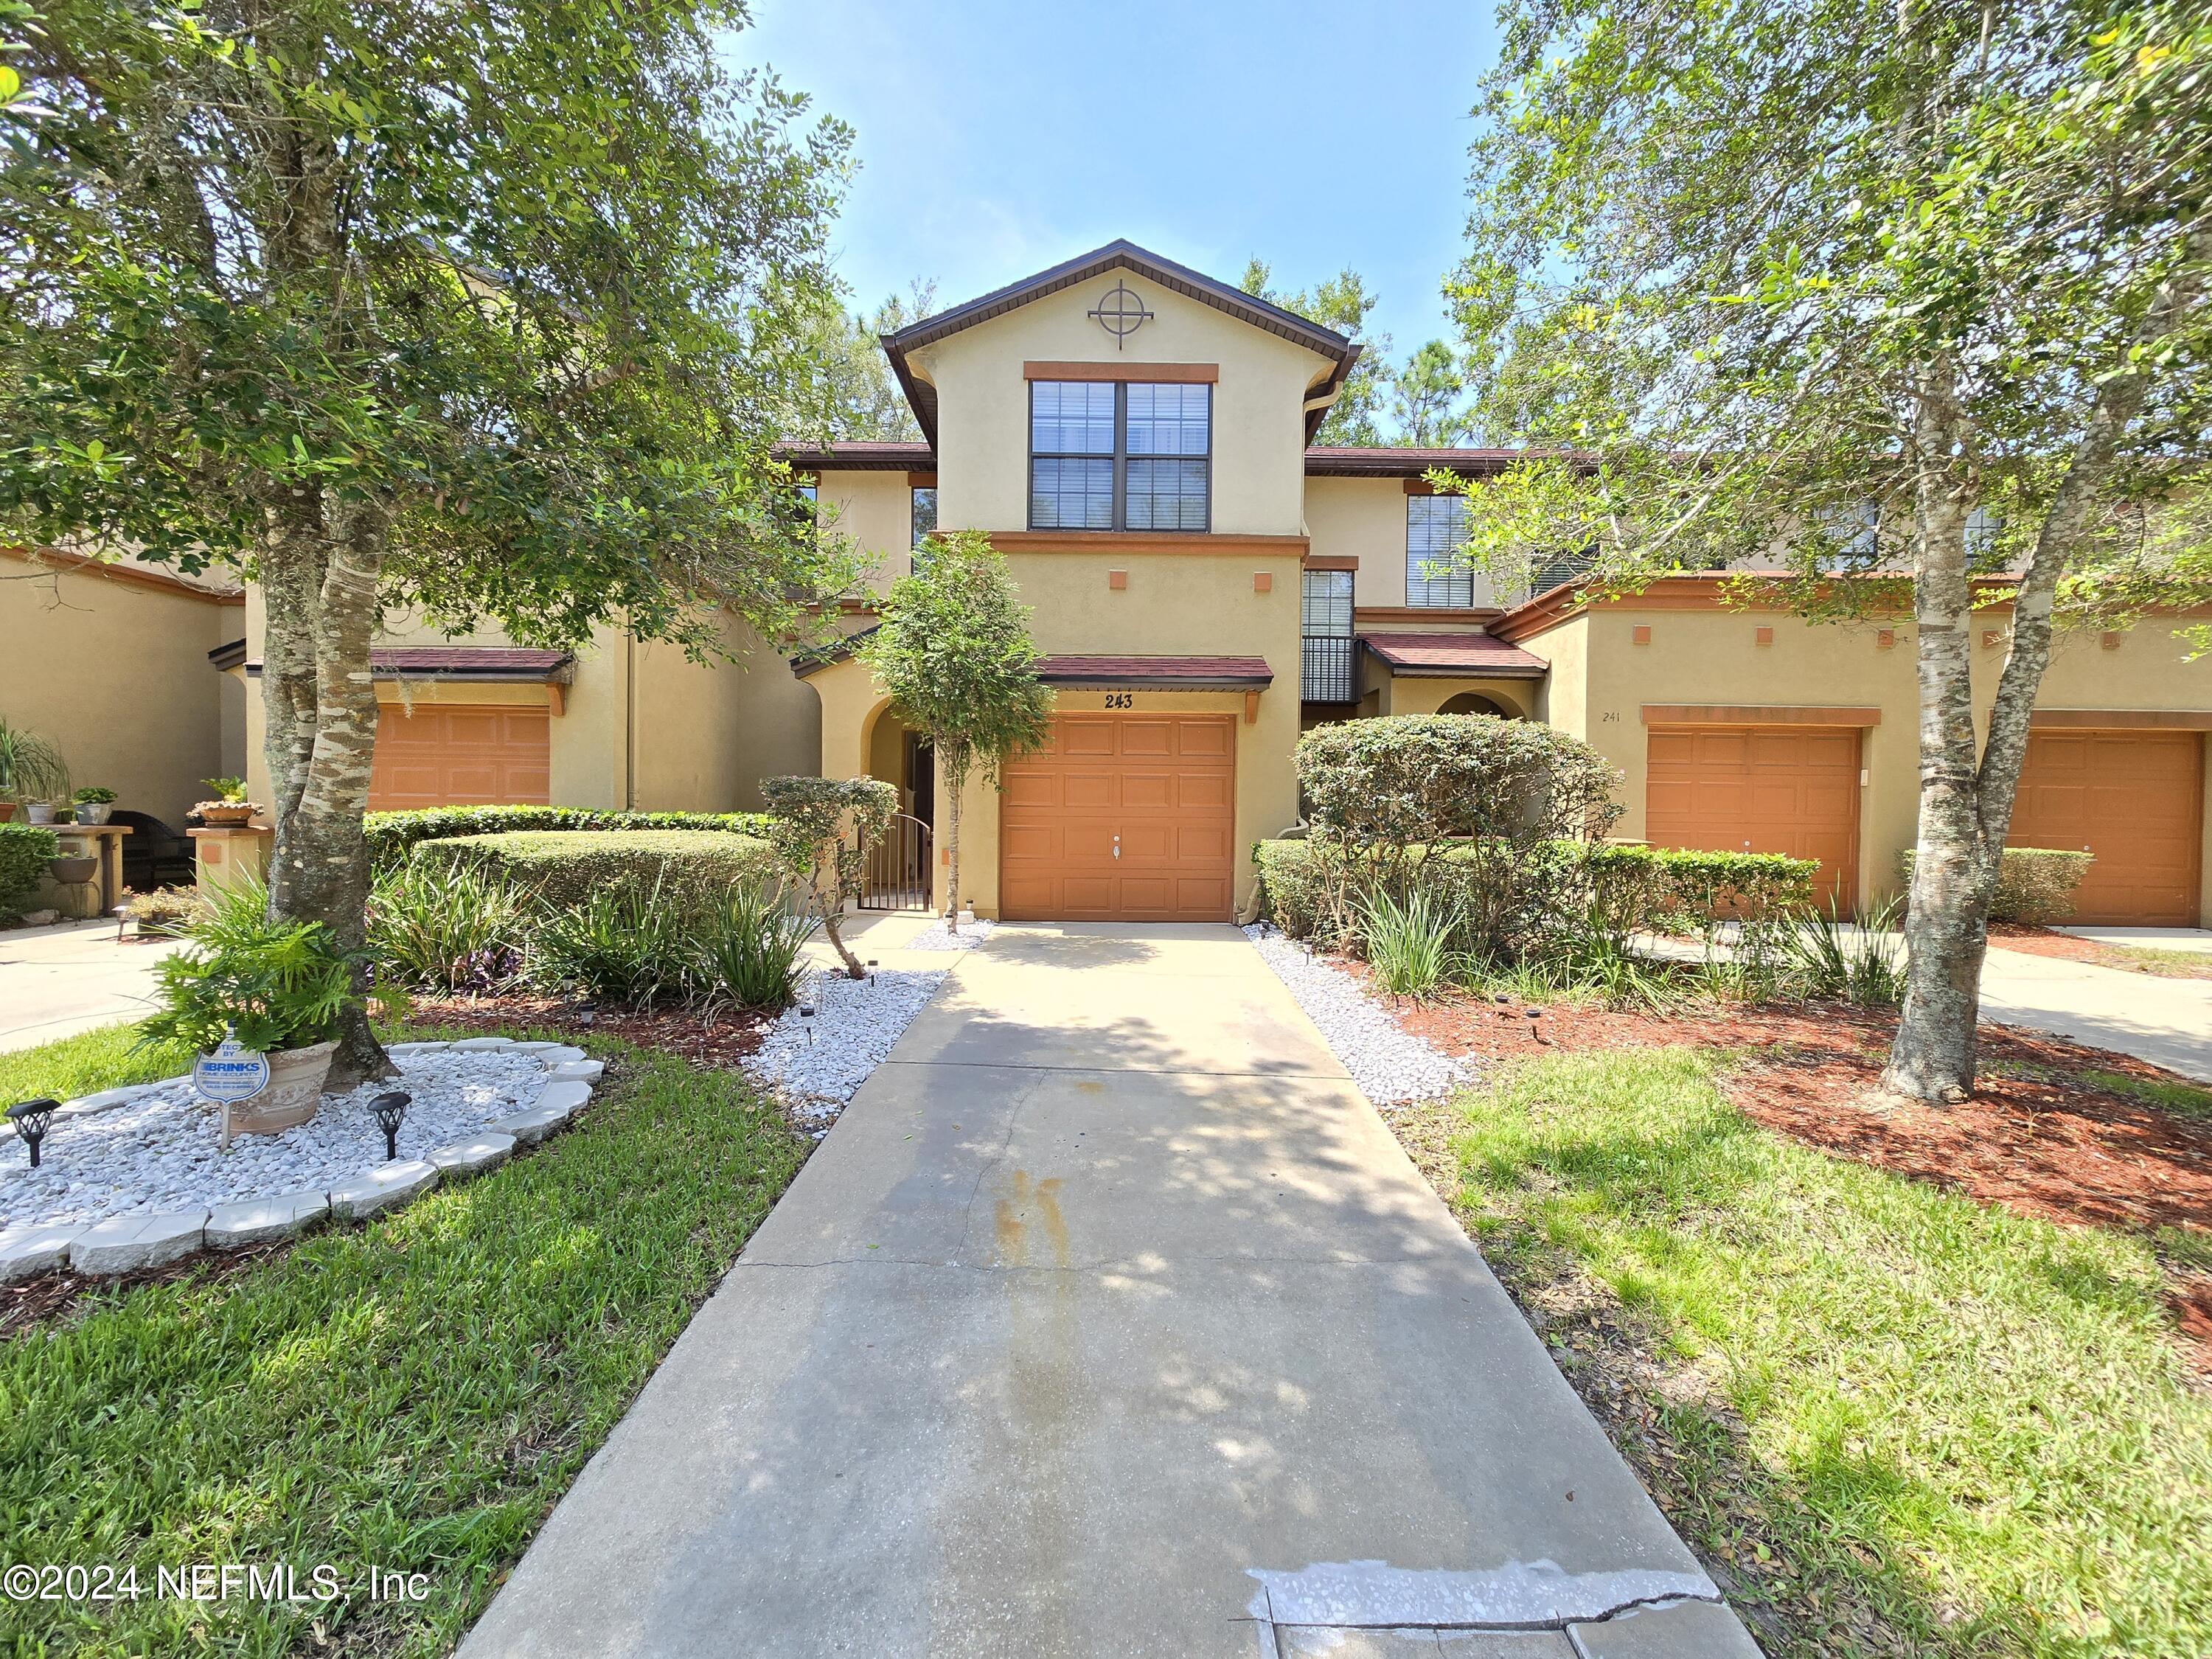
top-left (799, 1001), bottom-right (816, 1046)
top-left (113, 904), bottom-right (130, 944)
top-left (370, 1091), bottom-right (411, 1162)
top-left (1525, 1007), bottom-right (1545, 1045)
top-left (866, 959), bottom-right (879, 987)
top-left (7, 1099), bottom-right (59, 1168)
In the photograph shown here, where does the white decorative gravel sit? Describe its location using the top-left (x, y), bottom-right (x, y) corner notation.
top-left (745, 966), bottom-right (945, 1135)
top-left (1244, 922), bottom-right (1478, 1107)
top-left (1, 1048), bottom-right (553, 1230)
top-left (902, 918), bottom-right (995, 953)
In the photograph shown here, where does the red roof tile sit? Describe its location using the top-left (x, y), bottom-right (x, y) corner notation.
top-left (1358, 632), bottom-right (1548, 678)
top-left (1038, 654), bottom-right (1273, 687)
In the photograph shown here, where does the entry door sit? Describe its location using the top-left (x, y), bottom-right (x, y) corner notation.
top-left (2009, 729), bottom-right (2202, 925)
top-left (1645, 724), bottom-right (1863, 911)
top-left (999, 714), bottom-right (1236, 922)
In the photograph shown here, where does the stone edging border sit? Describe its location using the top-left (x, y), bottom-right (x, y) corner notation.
top-left (0, 1037), bottom-right (600, 1282)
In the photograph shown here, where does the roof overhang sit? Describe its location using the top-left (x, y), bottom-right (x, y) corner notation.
top-left (1358, 631), bottom-right (1549, 679)
top-left (880, 240), bottom-right (1360, 446)
top-left (1037, 654), bottom-right (1273, 690)
top-left (238, 647), bottom-right (576, 683)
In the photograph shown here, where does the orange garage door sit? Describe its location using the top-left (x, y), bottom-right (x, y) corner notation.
top-left (2009, 729), bottom-right (2202, 925)
top-left (1000, 714), bottom-right (1235, 922)
top-left (368, 705), bottom-right (550, 812)
top-left (1646, 725), bottom-right (1862, 911)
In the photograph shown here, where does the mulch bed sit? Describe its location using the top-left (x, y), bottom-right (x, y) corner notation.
top-left (1382, 976), bottom-right (2212, 1370)
top-left (404, 992), bottom-right (773, 1071)
top-left (1, 1237), bottom-right (290, 1343)
top-left (1986, 921), bottom-right (2212, 978)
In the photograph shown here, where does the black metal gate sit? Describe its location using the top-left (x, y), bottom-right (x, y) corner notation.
top-left (862, 812), bottom-right (934, 912)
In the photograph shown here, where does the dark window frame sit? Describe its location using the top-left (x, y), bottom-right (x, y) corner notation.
top-left (1028, 379), bottom-right (1212, 532)
top-left (1405, 493), bottom-right (1476, 608)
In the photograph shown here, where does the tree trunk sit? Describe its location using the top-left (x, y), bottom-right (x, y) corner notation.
top-left (262, 497), bottom-right (395, 1090)
top-left (942, 743), bottom-right (965, 933)
top-left (818, 875), bottom-right (866, 979)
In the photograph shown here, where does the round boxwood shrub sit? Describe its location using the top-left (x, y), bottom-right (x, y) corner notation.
top-left (1296, 714), bottom-right (1621, 849)
top-left (408, 830), bottom-right (779, 913)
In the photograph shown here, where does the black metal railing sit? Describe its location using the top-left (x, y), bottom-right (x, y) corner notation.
top-left (862, 813), bottom-right (934, 912)
top-left (1301, 635), bottom-right (1357, 703)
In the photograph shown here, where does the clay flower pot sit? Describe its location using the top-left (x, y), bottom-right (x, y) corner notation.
top-left (227, 1040), bottom-right (337, 1134)
top-left (196, 802), bottom-right (257, 827)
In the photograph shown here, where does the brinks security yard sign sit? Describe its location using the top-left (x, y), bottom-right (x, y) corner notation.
top-left (193, 1031), bottom-right (269, 1150)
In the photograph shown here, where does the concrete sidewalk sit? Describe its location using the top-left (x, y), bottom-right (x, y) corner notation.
top-left (0, 919), bottom-right (181, 1054)
top-left (462, 923), bottom-right (1753, 1658)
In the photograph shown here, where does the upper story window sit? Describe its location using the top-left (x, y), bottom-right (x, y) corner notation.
top-left (1405, 494), bottom-right (1475, 608)
top-left (911, 484), bottom-right (937, 549)
top-left (1029, 380), bottom-right (1210, 532)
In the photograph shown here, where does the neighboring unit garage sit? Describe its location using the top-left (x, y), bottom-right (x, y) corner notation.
top-left (1000, 713), bottom-right (1237, 922)
top-left (2009, 722), bottom-right (2205, 925)
top-left (367, 704), bottom-right (550, 812)
top-left (1643, 707), bottom-right (1871, 913)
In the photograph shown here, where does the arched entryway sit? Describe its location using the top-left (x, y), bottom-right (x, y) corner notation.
top-left (860, 700), bottom-right (936, 911)
top-left (1438, 691), bottom-right (1520, 718)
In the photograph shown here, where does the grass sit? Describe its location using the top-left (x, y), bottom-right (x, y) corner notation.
top-left (2110, 943), bottom-right (2212, 981)
top-left (2080, 1067), bottom-right (2212, 1122)
top-left (0, 1029), bottom-right (809, 1657)
top-left (1440, 1046), bottom-right (2212, 1659)
top-left (0, 1020), bottom-right (195, 1105)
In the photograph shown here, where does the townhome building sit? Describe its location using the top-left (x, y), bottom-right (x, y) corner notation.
top-left (11, 240), bottom-right (2209, 925)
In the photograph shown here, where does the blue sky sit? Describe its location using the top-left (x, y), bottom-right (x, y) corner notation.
top-left (723, 0), bottom-right (1502, 360)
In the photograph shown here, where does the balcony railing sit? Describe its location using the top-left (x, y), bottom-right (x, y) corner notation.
top-left (1301, 635), bottom-right (1357, 704)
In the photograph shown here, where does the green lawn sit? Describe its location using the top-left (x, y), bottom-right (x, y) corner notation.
top-left (0, 1021), bottom-right (196, 1106)
top-left (2110, 944), bottom-right (2212, 981)
top-left (1439, 1047), bottom-right (2212, 1659)
top-left (0, 1029), bottom-right (807, 1658)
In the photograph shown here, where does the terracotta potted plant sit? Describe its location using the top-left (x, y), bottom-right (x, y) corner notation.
top-left (72, 786), bottom-right (117, 825)
top-left (195, 776), bottom-right (258, 828)
top-left (0, 717), bottom-right (68, 827)
top-left (139, 880), bottom-right (355, 1133)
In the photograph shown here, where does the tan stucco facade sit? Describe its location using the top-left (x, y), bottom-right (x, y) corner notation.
top-left (2, 550), bottom-right (242, 827)
top-left (1512, 599), bottom-right (2212, 919)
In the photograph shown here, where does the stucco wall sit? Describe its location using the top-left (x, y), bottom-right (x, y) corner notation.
top-left (1524, 603), bottom-right (2212, 917)
top-left (2, 555), bottom-right (237, 827)
top-left (913, 279), bottom-right (1332, 538)
top-left (818, 470), bottom-right (916, 595)
top-left (1304, 476), bottom-right (1505, 611)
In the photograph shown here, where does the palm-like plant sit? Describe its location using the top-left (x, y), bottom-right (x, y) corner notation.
top-left (0, 717), bottom-right (69, 803)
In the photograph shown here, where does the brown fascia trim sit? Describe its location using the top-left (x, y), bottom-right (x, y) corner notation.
top-left (906, 472), bottom-right (938, 489)
top-left (2030, 709), bottom-right (2212, 731)
top-left (1355, 605), bottom-right (1504, 625)
top-left (208, 638), bottom-right (248, 671)
top-left (241, 657), bottom-right (578, 685)
top-left (771, 442), bottom-right (934, 473)
top-left (1303, 446), bottom-right (1597, 479)
top-left (1642, 703), bottom-right (1882, 727)
top-left (1303, 555), bottom-right (1358, 572)
top-left (1377, 661), bottom-right (1549, 681)
top-left (1023, 361), bottom-right (1219, 383)
top-left (880, 240), bottom-right (1358, 445)
top-left (1494, 571), bottom-right (2056, 642)
top-left (4, 543), bottom-right (245, 605)
top-left (988, 531), bottom-right (1308, 557)
top-left (790, 624), bottom-right (880, 679)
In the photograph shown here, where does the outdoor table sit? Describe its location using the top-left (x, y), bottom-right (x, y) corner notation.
top-left (49, 823), bottom-right (133, 916)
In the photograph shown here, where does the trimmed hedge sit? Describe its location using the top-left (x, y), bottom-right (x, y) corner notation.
top-left (1255, 837), bottom-right (1821, 945)
top-left (409, 830), bottom-right (779, 913)
top-left (0, 821), bottom-right (60, 914)
top-left (1297, 714), bottom-right (1621, 847)
top-left (1901, 845), bottom-right (2095, 925)
top-left (365, 805), bottom-right (775, 872)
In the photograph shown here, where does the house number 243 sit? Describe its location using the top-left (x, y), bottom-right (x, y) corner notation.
top-left (1105, 692), bottom-right (1135, 709)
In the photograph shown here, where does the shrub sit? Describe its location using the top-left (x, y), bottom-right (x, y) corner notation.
top-left (762, 775), bottom-right (897, 978)
top-left (364, 805), bottom-right (776, 872)
top-left (1360, 886), bottom-right (1458, 998)
top-left (139, 878), bottom-right (355, 1054)
top-left (0, 821), bottom-right (60, 914)
top-left (368, 860), bottom-right (532, 992)
top-left (1298, 714), bottom-right (1622, 852)
top-left (1900, 845), bottom-right (2095, 925)
top-left (694, 879), bottom-right (818, 1009)
top-left (1585, 844), bottom-right (1820, 933)
top-left (1787, 897), bottom-right (1906, 1005)
top-left (409, 830), bottom-right (779, 913)
top-left (529, 881), bottom-right (700, 1007)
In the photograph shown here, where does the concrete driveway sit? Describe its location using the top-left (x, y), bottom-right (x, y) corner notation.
top-left (1980, 945), bottom-right (2212, 1083)
top-left (0, 919), bottom-right (181, 1054)
top-left (463, 923), bottom-right (1752, 1658)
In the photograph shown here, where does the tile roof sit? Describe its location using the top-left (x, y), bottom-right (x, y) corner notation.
top-left (237, 647), bottom-right (574, 681)
top-left (1358, 631), bottom-right (1548, 678)
top-left (773, 440), bottom-right (933, 471)
top-left (1038, 655), bottom-right (1273, 688)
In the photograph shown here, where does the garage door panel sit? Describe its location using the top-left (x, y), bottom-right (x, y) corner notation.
top-left (369, 706), bottom-right (549, 813)
top-left (1647, 723), bottom-right (1860, 911)
top-left (1001, 713), bottom-right (1236, 922)
top-left (2011, 730), bottom-right (2201, 925)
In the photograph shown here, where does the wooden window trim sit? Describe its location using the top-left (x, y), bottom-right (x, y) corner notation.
top-left (1641, 704), bottom-right (1882, 727)
top-left (2030, 709), bottom-right (2212, 731)
top-left (905, 471), bottom-right (937, 488)
top-left (1023, 361), bottom-right (1217, 383)
top-left (990, 531), bottom-right (1306, 556)
top-left (1303, 554), bottom-right (1359, 571)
